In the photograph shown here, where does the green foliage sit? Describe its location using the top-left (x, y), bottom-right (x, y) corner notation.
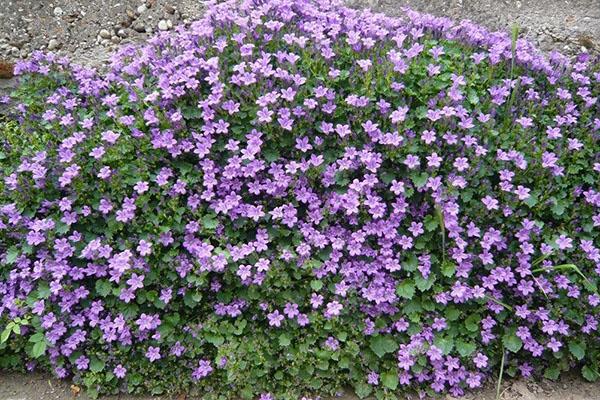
top-left (0, 1), bottom-right (599, 399)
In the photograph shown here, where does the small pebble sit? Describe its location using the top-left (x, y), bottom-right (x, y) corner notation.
top-left (53, 7), bottom-right (63, 17)
top-left (48, 39), bottom-right (60, 50)
top-left (137, 4), bottom-right (147, 14)
top-left (133, 22), bottom-right (146, 33)
top-left (158, 20), bottom-right (169, 31)
top-left (99, 29), bottom-right (111, 39)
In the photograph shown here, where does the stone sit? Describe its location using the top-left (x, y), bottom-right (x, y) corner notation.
top-left (158, 20), bottom-right (169, 31)
top-left (53, 7), bottom-right (64, 17)
top-left (48, 39), bottom-right (60, 50)
top-left (99, 29), bottom-right (111, 39)
top-left (133, 22), bottom-right (146, 33)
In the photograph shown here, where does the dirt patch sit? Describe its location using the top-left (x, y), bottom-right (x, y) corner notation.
top-left (0, 0), bottom-right (599, 70)
top-left (0, 0), bottom-right (205, 68)
top-left (347, 0), bottom-right (600, 55)
top-left (1, 371), bottom-right (600, 400)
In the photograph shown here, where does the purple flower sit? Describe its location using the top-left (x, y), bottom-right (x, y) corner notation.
top-left (192, 360), bottom-right (213, 381)
top-left (555, 235), bottom-right (573, 250)
top-left (324, 301), bottom-right (343, 318)
top-left (267, 310), bottom-right (284, 327)
top-left (390, 106), bottom-right (409, 123)
top-left (367, 371), bottom-right (379, 385)
top-left (145, 346), bottom-right (161, 362)
top-left (75, 356), bottom-right (89, 370)
top-left (473, 353), bottom-right (488, 368)
top-left (134, 181), bottom-right (149, 194)
top-left (137, 240), bottom-right (152, 256)
top-left (114, 364), bottom-right (127, 378)
top-left (324, 336), bottom-right (339, 351)
top-left (403, 154), bottom-right (420, 169)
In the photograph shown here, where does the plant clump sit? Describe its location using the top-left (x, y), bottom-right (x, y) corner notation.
top-left (1, 0), bottom-right (600, 398)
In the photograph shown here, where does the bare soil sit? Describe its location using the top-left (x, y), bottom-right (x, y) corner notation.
top-left (0, 0), bottom-right (598, 70)
top-left (1, 370), bottom-right (600, 400)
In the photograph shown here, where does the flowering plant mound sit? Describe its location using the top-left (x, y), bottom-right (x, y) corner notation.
top-left (1, 0), bottom-right (600, 398)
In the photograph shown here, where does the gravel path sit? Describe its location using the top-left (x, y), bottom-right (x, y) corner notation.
top-left (350, 0), bottom-right (600, 55)
top-left (1, 0), bottom-right (600, 399)
top-left (1, 371), bottom-right (600, 400)
top-left (0, 0), bottom-right (599, 70)
top-left (0, 0), bottom-right (205, 67)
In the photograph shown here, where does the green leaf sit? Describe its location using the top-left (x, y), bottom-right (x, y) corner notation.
top-left (205, 334), bottom-right (224, 346)
top-left (441, 261), bottom-right (456, 278)
top-left (551, 201), bottom-right (566, 216)
top-left (354, 382), bottom-right (372, 399)
top-left (465, 314), bottom-right (481, 332)
top-left (467, 89), bottom-right (480, 105)
top-left (90, 357), bottom-right (105, 373)
top-left (456, 339), bottom-right (476, 357)
top-left (568, 340), bottom-right (586, 361)
top-left (278, 333), bottom-right (291, 347)
top-left (415, 275), bottom-right (435, 292)
top-left (369, 335), bottom-right (398, 358)
top-left (582, 365), bottom-right (600, 382)
top-left (423, 215), bottom-right (438, 232)
top-left (523, 191), bottom-right (539, 207)
top-left (402, 254), bottom-right (418, 271)
top-left (29, 332), bottom-right (45, 343)
top-left (1, 326), bottom-right (12, 343)
top-left (396, 279), bottom-right (415, 299)
top-left (37, 282), bottom-right (51, 299)
top-left (32, 341), bottom-right (47, 358)
top-left (310, 280), bottom-right (323, 291)
top-left (410, 172), bottom-right (428, 189)
top-left (380, 171), bottom-right (396, 184)
top-left (433, 335), bottom-right (454, 355)
top-left (544, 366), bottom-right (560, 380)
top-left (202, 214), bottom-right (218, 229)
top-left (55, 223), bottom-right (69, 235)
top-left (445, 306), bottom-right (460, 321)
top-left (263, 148), bottom-right (280, 163)
top-left (95, 280), bottom-right (111, 297)
top-left (381, 371), bottom-right (398, 390)
top-left (5, 246), bottom-right (19, 265)
top-left (502, 331), bottom-right (523, 353)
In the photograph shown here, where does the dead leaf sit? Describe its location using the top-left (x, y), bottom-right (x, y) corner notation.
top-left (0, 61), bottom-right (15, 79)
top-left (70, 384), bottom-right (81, 396)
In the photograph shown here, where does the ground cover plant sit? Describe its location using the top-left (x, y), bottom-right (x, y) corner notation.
top-left (1, 0), bottom-right (600, 398)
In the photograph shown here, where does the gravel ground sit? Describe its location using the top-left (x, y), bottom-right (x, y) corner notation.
top-left (1, 371), bottom-right (600, 400)
top-left (0, 0), bottom-right (599, 69)
top-left (349, 0), bottom-right (600, 55)
top-left (0, 0), bottom-right (205, 67)
top-left (1, 0), bottom-right (600, 399)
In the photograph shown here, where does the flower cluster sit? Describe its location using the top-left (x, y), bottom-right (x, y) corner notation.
top-left (1, 0), bottom-right (599, 398)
